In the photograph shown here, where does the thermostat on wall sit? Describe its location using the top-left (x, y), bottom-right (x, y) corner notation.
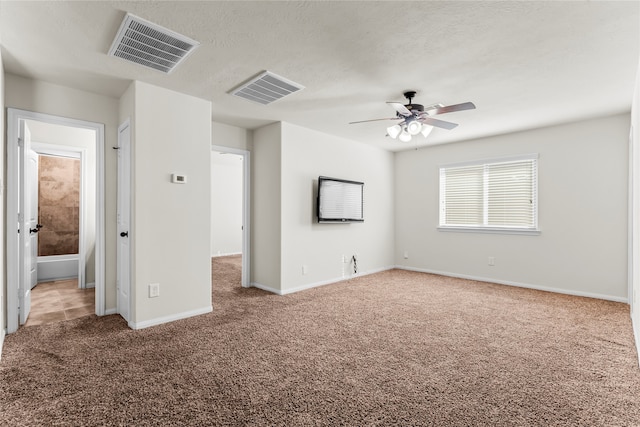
top-left (172, 174), bottom-right (187, 184)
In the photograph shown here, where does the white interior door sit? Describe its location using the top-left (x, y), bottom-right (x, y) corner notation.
top-left (28, 149), bottom-right (40, 291)
top-left (116, 121), bottom-right (131, 322)
top-left (18, 121), bottom-right (36, 325)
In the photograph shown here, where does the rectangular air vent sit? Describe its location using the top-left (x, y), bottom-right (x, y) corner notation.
top-left (231, 71), bottom-right (304, 105)
top-left (108, 13), bottom-right (199, 74)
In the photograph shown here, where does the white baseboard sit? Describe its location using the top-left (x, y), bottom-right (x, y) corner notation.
top-left (251, 266), bottom-right (395, 296)
top-left (250, 282), bottom-right (282, 295)
top-left (0, 328), bottom-right (6, 361)
top-left (85, 282), bottom-right (96, 289)
top-left (211, 252), bottom-right (242, 258)
top-left (396, 266), bottom-right (628, 303)
top-left (104, 308), bottom-right (117, 315)
top-left (128, 306), bottom-right (213, 330)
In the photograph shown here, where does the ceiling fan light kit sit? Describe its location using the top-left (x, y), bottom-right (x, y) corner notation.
top-left (350, 91), bottom-right (476, 143)
top-left (406, 120), bottom-right (422, 135)
top-left (421, 125), bottom-right (434, 138)
top-left (398, 130), bottom-right (412, 142)
top-left (387, 124), bottom-right (402, 139)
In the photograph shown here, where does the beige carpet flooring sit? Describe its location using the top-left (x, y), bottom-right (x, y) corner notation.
top-left (1, 255), bottom-right (639, 426)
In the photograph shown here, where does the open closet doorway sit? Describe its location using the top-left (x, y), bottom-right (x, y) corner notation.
top-left (7, 109), bottom-right (105, 333)
top-left (211, 145), bottom-right (250, 288)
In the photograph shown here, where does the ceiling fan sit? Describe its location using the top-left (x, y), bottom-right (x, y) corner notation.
top-left (349, 91), bottom-right (476, 142)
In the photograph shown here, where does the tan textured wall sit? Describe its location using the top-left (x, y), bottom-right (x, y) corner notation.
top-left (38, 155), bottom-right (80, 256)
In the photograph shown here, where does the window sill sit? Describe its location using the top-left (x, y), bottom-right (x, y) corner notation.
top-left (437, 226), bottom-right (541, 236)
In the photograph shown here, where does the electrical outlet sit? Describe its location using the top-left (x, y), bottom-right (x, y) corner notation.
top-left (403, 250), bottom-right (409, 259)
top-left (302, 265), bottom-right (308, 275)
top-left (149, 283), bottom-right (160, 298)
top-left (488, 257), bottom-right (495, 266)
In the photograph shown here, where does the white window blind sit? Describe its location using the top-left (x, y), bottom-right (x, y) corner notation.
top-left (439, 155), bottom-right (538, 232)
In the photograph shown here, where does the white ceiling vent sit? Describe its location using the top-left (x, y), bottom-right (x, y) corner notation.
top-left (231, 71), bottom-right (304, 105)
top-left (108, 13), bottom-right (199, 74)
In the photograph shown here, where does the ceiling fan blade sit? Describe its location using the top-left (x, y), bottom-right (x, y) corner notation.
top-left (427, 102), bottom-right (476, 115)
top-left (420, 116), bottom-right (459, 130)
top-left (349, 117), bottom-right (399, 124)
top-left (386, 102), bottom-right (412, 117)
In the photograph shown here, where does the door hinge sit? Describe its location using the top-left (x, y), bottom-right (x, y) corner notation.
top-left (17, 137), bottom-right (23, 147)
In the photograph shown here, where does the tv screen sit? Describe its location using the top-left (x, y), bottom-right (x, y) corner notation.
top-left (317, 176), bottom-right (364, 223)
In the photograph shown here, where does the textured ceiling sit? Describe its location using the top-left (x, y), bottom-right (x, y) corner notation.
top-left (1, 1), bottom-right (638, 152)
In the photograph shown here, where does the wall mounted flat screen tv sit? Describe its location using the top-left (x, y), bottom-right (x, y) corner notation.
top-left (317, 176), bottom-right (364, 223)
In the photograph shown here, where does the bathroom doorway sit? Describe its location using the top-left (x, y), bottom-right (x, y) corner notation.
top-left (7, 109), bottom-right (105, 333)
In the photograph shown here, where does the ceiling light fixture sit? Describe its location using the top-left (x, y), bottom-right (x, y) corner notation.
top-left (387, 121), bottom-right (432, 142)
top-left (406, 120), bottom-right (422, 135)
top-left (421, 125), bottom-right (434, 138)
top-left (386, 124), bottom-right (402, 139)
top-left (398, 129), bottom-right (412, 143)
top-left (350, 91), bottom-right (476, 144)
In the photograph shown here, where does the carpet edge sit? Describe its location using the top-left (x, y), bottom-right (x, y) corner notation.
top-left (396, 265), bottom-right (628, 303)
top-left (251, 266), bottom-right (396, 296)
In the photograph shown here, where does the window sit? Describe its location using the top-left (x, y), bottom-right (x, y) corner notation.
top-left (439, 154), bottom-right (539, 234)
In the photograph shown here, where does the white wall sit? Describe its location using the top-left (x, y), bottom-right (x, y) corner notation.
top-left (0, 46), bottom-right (6, 350)
top-left (211, 151), bottom-right (243, 256)
top-left (396, 114), bottom-right (630, 301)
top-left (26, 120), bottom-right (97, 284)
top-left (280, 123), bottom-right (395, 293)
top-left (250, 122), bottom-right (395, 294)
top-left (212, 121), bottom-right (252, 151)
top-left (251, 123), bottom-right (282, 290)
top-left (4, 74), bottom-right (119, 311)
top-left (131, 81), bottom-right (212, 327)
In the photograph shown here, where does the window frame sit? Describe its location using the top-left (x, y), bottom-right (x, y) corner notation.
top-left (438, 154), bottom-right (540, 235)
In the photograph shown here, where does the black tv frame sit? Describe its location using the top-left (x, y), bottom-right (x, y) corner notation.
top-left (317, 176), bottom-right (364, 223)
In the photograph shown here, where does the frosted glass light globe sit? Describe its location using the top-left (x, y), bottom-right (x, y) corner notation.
top-left (386, 124), bottom-right (402, 139)
top-left (406, 120), bottom-right (422, 135)
top-left (398, 130), bottom-right (412, 142)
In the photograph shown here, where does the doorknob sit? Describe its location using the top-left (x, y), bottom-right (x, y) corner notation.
top-left (29, 228), bottom-right (39, 234)
top-left (120, 231), bottom-right (129, 237)
top-left (36, 224), bottom-right (43, 229)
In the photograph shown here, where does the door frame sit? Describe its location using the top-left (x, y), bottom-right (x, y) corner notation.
top-left (7, 108), bottom-right (106, 333)
top-left (116, 119), bottom-right (132, 322)
top-left (211, 145), bottom-right (250, 287)
top-left (31, 143), bottom-right (87, 288)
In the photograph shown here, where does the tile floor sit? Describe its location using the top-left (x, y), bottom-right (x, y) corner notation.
top-left (25, 279), bottom-right (95, 327)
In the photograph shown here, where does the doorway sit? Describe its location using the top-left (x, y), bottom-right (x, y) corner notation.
top-left (31, 141), bottom-right (89, 287)
top-left (6, 109), bottom-right (105, 333)
top-left (211, 145), bottom-right (250, 288)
